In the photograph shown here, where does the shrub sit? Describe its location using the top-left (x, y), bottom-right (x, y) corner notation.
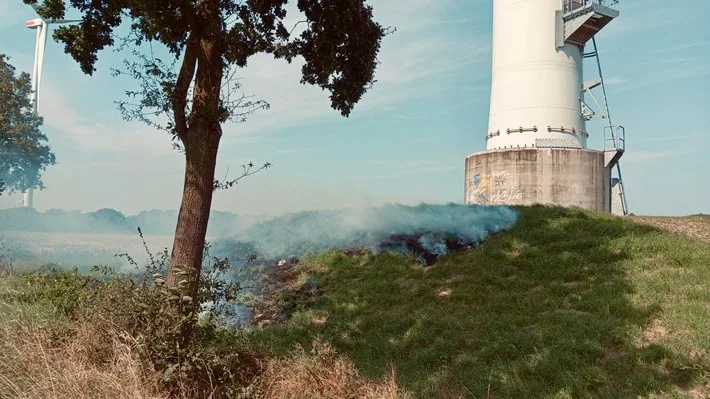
top-left (1, 229), bottom-right (412, 399)
top-left (2, 229), bottom-right (263, 398)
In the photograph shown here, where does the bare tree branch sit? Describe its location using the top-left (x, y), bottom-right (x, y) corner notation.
top-left (213, 161), bottom-right (273, 191)
top-left (289, 20), bottom-right (308, 36)
top-left (109, 39), bottom-right (268, 153)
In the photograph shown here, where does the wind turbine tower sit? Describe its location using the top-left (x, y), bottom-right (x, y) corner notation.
top-left (465, 0), bottom-right (628, 215)
top-left (22, 13), bottom-right (80, 209)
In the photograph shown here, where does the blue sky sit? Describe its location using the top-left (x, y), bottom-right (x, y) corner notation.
top-left (0, 0), bottom-right (708, 216)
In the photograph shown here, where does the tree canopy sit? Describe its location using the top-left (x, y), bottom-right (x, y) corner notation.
top-left (23, 0), bottom-right (390, 323)
top-left (26, 0), bottom-right (388, 123)
top-left (0, 54), bottom-right (56, 195)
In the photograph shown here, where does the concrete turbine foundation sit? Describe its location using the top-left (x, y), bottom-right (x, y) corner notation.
top-left (465, 148), bottom-right (612, 212)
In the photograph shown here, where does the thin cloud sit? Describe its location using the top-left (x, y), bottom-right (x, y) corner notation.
top-left (622, 151), bottom-right (671, 163)
top-left (350, 165), bottom-right (460, 181)
top-left (650, 40), bottom-right (710, 54)
top-left (634, 134), bottom-right (701, 144)
top-left (602, 76), bottom-right (629, 86)
top-left (612, 62), bottom-right (710, 93)
top-left (358, 157), bottom-right (462, 180)
top-left (40, 85), bottom-right (174, 158)
top-left (274, 148), bottom-right (308, 154)
top-left (0, 2), bottom-right (31, 28)
top-left (599, 0), bottom-right (684, 38)
top-left (622, 148), bottom-right (707, 164)
top-left (221, 0), bottom-right (489, 142)
top-left (10, 0), bottom-right (491, 152)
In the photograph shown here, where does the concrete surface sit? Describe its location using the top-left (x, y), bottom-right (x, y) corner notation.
top-left (465, 148), bottom-right (611, 212)
top-left (610, 178), bottom-right (624, 216)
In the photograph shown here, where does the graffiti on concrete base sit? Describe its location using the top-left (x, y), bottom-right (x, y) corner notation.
top-left (556, 180), bottom-right (592, 196)
top-left (489, 189), bottom-right (524, 203)
top-left (468, 170), bottom-right (523, 205)
top-left (468, 172), bottom-right (488, 204)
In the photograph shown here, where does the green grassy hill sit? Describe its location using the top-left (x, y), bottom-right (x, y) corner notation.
top-left (246, 205), bottom-right (710, 399)
top-left (2, 205), bottom-right (709, 399)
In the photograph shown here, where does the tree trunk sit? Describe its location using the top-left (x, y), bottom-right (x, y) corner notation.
top-left (167, 32), bottom-right (224, 322)
top-left (167, 121), bottom-right (221, 301)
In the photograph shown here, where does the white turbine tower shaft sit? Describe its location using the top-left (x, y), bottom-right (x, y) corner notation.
top-left (22, 13), bottom-right (80, 209)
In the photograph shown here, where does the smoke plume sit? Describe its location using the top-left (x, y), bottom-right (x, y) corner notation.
top-left (211, 203), bottom-right (518, 264)
top-left (1, 203), bottom-right (518, 269)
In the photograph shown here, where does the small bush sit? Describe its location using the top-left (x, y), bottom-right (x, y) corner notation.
top-left (1, 230), bottom-right (263, 399)
top-left (8, 267), bottom-right (102, 317)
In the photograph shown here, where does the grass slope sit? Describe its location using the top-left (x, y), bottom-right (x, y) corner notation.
top-left (247, 205), bottom-right (710, 399)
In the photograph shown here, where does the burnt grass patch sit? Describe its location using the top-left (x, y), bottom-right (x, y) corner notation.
top-left (241, 232), bottom-right (482, 328)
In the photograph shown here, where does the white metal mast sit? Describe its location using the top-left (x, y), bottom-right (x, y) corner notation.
top-left (21, 12), bottom-right (80, 209)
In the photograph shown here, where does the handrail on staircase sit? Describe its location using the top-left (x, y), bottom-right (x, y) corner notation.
top-left (563, 0), bottom-right (619, 14)
top-left (603, 125), bottom-right (625, 152)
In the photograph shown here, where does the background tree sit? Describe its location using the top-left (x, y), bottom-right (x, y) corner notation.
top-left (0, 54), bottom-right (56, 197)
top-left (24, 0), bottom-right (390, 319)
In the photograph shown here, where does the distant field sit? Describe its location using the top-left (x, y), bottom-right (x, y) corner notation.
top-left (631, 215), bottom-right (710, 243)
top-left (0, 232), bottom-right (178, 270)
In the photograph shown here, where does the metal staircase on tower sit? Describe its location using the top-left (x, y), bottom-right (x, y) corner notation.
top-left (561, 0), bottom-right (630, 216)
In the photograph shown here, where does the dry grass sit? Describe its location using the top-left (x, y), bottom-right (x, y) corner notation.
top-left (0, 311), bottom-right (167, 399)
top-left (0, 296), bottom-right (409, 399)
top-left (258, 340), bottom-right (410, 399)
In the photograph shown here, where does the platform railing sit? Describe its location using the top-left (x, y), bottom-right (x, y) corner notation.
top-left (563, 0), bottom-right (619, 14)
top-left (603, 125), bottom-right (625, 152)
